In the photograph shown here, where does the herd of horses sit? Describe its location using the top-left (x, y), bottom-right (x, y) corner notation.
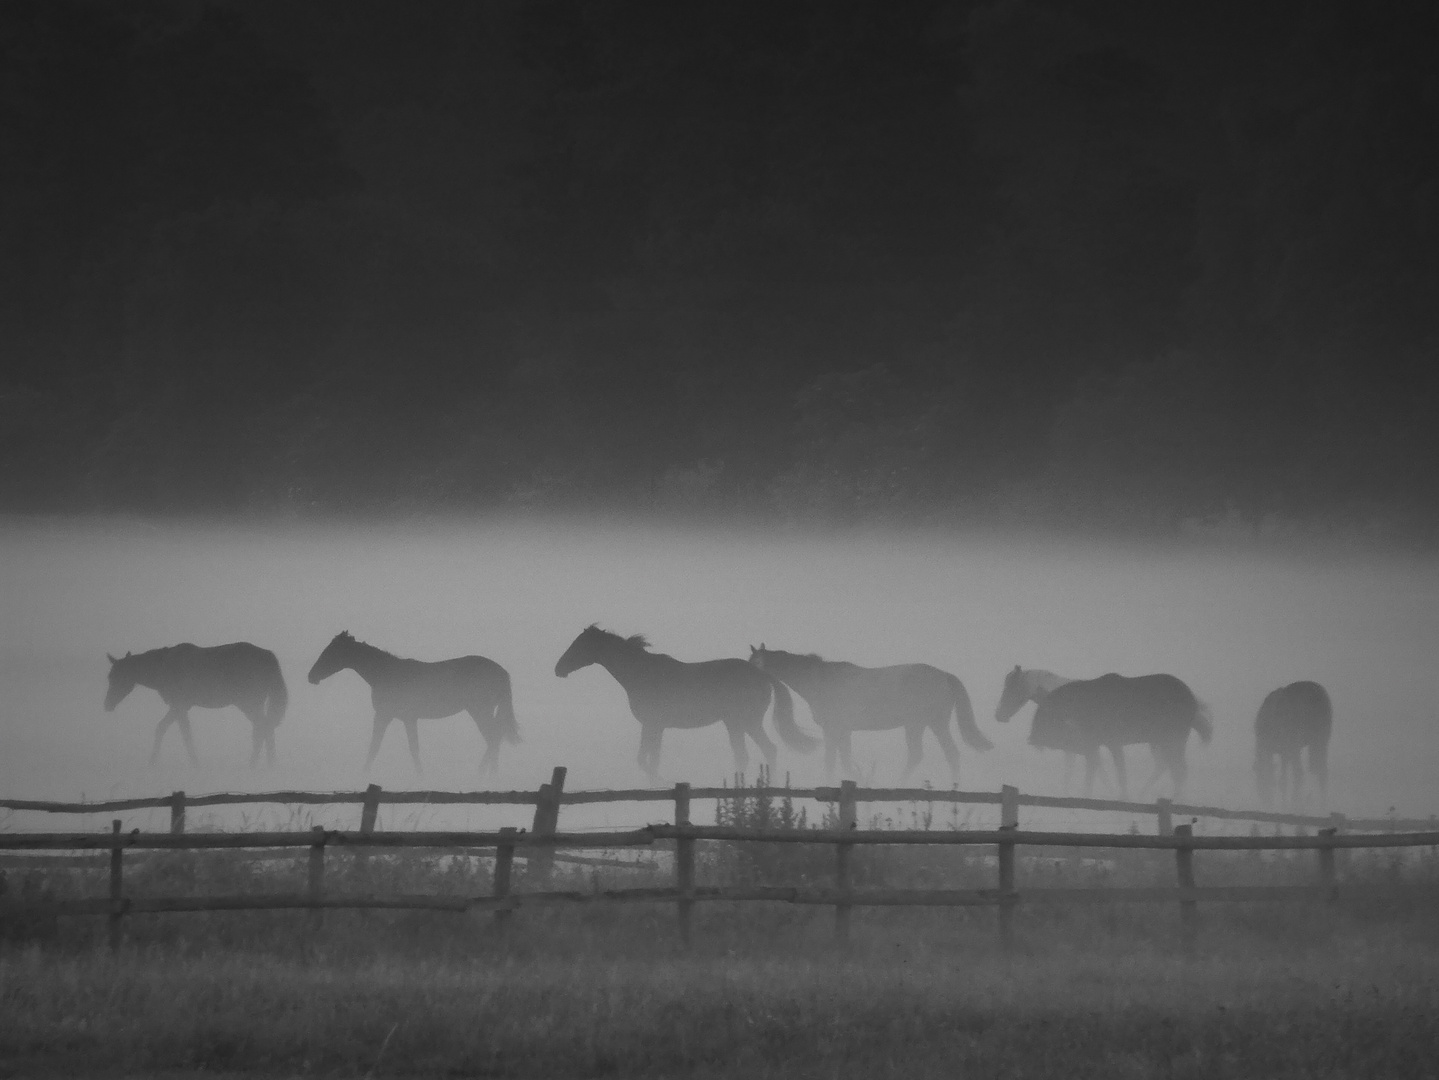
top-left (103, 626), bottom-right (1335, 806)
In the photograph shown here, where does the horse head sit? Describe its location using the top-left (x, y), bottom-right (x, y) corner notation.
top-left (308, 631), bottom-right (354, 685)
top-left (994, 665), bottom-right (1027, 723)
top-left (748, 643), bottom-right (769, 670)
top-left (104, 651), bottom-right (136, 711)
top-left (555, 625), bottom-right (606, 677)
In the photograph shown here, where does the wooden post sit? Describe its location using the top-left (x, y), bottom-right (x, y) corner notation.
top-left (493, 826), bottom-right (516, 927)
top-left (1317, 826), bottom-right (1338, 900)
top-left (998, 785), bottom-right (1018, 953)
top-left (528, 766), bottom-right (567, 883)
top-left (835, 779), bottom-right (857, 947)
top-left (308, 826), bottom-right (326, 932)
top-left (360, 783), bottom-right (382, 834)
top-left (1155, 797), bottom-right (1173, 837)
top-left (169, 791), bottom-right (186, 835)
top-left (108, 820), bottom-right (124, 952)
top-left (1329, 812), bottom-right (1347, 880)
top-left (674, 782), bottom-right (694, 946)
top-left (1174, 823), bottom-right (1196, 956)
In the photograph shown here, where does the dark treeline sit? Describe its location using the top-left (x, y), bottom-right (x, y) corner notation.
top-left (3, 0), bottom-right (1436, 534)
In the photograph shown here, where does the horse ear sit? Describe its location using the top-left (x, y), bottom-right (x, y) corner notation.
top-left (1012, 664), bottom-right (1021, 674)
top-left (760, 642), bottom-right (766, 650)
top-left (125, 651), bottom-right (132, 658)
top-left (107, 653), bottom-right (117, 664)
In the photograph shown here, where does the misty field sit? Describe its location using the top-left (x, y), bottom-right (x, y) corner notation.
top-left (4, 903), bottom-right (1439, 1078)
top-left (5, 836), bottom-right (1439, 1078)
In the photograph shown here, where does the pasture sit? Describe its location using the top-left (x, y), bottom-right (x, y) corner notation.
top-left (4, 817), bottom-right (1439, 1078)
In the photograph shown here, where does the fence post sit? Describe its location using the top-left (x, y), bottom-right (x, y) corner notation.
top-left (1318, 826), bottom-right (1338, 900)
top-left (998, 785), bottom-right (1018, 953)
top-left (674, 782), bottom-right (694, 947)
top-left (1174, 823), bottom-right (1196, 957)
top-left (169, 791), bottom-right (186, 835)
top-left (308, 826), bottom-right (326, 932)
top-left (1155, 797), bottom-right (1172, 836)
top-left (360, 783), bottom-right (382, 834)
top-left (528, 767), bottom-right (567, 884)
top-left (1329, 812), bottom-right (1347, 880)
top-left (835, 779), bottom-right (857, 947)
top-left (494, 826), bottom-right (517, 928)
top-left (108, 820), bottom-right (124, 952)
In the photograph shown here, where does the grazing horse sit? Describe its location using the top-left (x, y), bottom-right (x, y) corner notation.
top-left (1028, 673), bottom-right (1212, 798)
top-left (994, 665), bottom-right (1089, 786)
top-left (308, 631), bottom-right (517, 775)
top-left (104, 643), bottom-right (288, 766)
top-left (1255, 681), bottom-right (1332, 808)
top-left (555, 626), bottom-right (818, 781)
top-left (748, 645), bottom-right (993, 781)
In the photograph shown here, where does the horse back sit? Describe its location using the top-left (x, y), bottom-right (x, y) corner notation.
top-left (153, 642), bottom-right (283, 708)
top-left (1257, 680), bottom-right (1332, 747)
top-left (1037, 673), bottom-right (1197, 745)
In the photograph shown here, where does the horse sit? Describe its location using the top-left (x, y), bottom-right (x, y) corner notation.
top-left (554, 626), bottom-right (818, 781)
top-left (1255, 680), bottom-right (1332, 808)
top-left (1027, 673), bottom-right (1212, 798)
top-left (994, 665), bottom-right (1089, 786)
top-left (104, 643), bottom-right (288, 766)
top-left (748, 645), bottom-right (993, 781)
top-left (308, 631), bottom-right (517, 775)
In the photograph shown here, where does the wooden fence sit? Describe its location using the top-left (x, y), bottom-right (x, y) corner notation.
top-left (3, 765), bottom-right (1428, 835)
top-left (3, 776), bottom-right (1438, 955)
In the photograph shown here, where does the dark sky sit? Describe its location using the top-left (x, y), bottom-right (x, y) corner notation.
top-left (2, 0), bottom-right (1436, 532)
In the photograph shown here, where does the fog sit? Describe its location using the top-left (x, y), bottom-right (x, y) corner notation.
top-left (3, 516), bottom-right (1436, 831)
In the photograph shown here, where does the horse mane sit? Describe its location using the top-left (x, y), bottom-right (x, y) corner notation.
top-left (586, 625), bottom-right (652, 652)
top-left (334, 631), bottom-right (401, 661)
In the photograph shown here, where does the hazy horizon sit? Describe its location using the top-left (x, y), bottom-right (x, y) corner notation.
top-left (3, 514), bottom-right (1435, 832)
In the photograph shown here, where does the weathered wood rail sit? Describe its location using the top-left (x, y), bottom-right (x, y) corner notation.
top-left (3, 777), bottom-right (1437, 955)
top-left (2, 776), bottom-right (1427, 832)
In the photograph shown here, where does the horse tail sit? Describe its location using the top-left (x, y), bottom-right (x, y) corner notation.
top-left (1193, 700), bottom-right (1214, 744)
top-left (947, 674), bottom-right (994, 751)
top-left (264, 659), bottom-right (288, 729)
top-left (766, 675), bottom-right (821, 753)
top-left (496, 669), bottom-right (521, 744)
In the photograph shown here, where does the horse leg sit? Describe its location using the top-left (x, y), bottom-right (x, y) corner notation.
top-left (266, 725), bottom-right (277, 766)
top-left (249, 721), bottom-right (263, 768)
top-left (901, 724), bottom-right (925, 780)
top-left (150, 708), bottom-right (181, 764)
top-left (748, 719), bottom-right (779, 771)
top-left (470, 710), bottom-right (500, 775)
top-left (176, 712), bottom-right (200, 766)
top-left (637, 724), bottom-right (662, 781)
top-left (824, 736), bottom-right (838, 777)
top-left (402, 719), bottom-right (423, 774)
top-left (1311, 742), bottom-right (1329, 809)
top-left (836, 731), bottom-right (856, 777)
top-left (727, 725), bottom-right (751, 779)
top-left (364, 714), bottom-right (393, 771)
top-left (1108, 745), bottom-right (1128, 799)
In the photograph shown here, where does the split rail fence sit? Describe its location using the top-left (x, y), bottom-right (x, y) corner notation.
top-left (3, 768), bottom-right (1437, 953)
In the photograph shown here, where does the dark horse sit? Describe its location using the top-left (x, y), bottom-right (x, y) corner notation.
top-left (104, 643), bottom-right (288, 766)
top-left (1255, 680), bottom-right (1332, 807)
top-left (1021, 673), bottom-right (1212, 798)
top-left (748, 645), bottom-right (993, 780)
top-left (555, 626), bottom-right (818, 781)
top-left (308, 631), bottom-right (517, 775)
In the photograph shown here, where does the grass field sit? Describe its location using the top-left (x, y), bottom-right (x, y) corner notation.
top-left (4, 836), bottom-right (1439, 1079)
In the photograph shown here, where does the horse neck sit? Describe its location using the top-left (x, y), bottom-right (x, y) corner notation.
top-left (766, 655), bottom-right (826, 694)
top-left (341, 640), bottom-right (401, 684)
top-left (1027, 670), bottom-right (1069, 700)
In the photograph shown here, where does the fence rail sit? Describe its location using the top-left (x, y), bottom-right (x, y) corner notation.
top-left (3, 782), bottom-right (1425, 832)
top-left (5, 773), bottom-right (1437, 956)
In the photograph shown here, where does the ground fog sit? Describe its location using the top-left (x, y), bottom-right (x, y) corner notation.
top-left (2, 516), bottom-right (1436, 831)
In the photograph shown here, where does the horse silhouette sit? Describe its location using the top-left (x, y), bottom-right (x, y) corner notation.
top-left (749, 645), bottom-right (993, 781)
top-left (308, 631), bottom-right (517, 775)
top-left (1255, 680), bottom-right (1332, 808)
top-left (1025, 673), bottom-right (1212, 798)
top-left (104, 642), bottom-right (288, 766)
top-left (555, 626), bottom-right (818, 781)
top-left (994, 665), bottom-right (1091, 786)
